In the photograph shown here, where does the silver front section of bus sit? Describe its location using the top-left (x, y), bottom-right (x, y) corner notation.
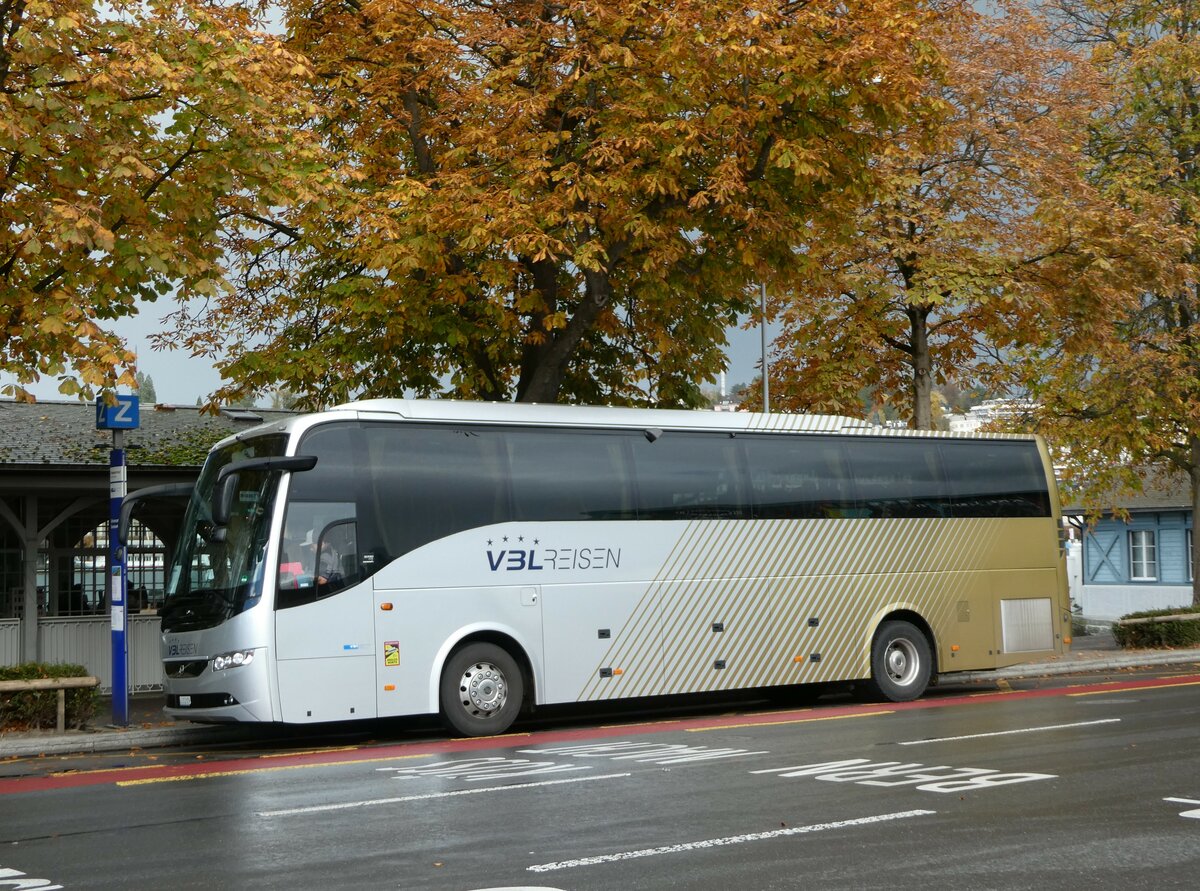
top-left (161, 608), bottom-right (275, 723)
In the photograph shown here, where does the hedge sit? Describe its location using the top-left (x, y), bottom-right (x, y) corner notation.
top-left (0, 663), bottom-right (99, 731)
top-left (1113, 608), bottom-right (1200, 649)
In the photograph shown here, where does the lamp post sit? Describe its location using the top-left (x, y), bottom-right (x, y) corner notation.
top-left (760, 282), bottom-right (770, 414)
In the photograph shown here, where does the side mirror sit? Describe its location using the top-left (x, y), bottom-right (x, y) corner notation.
top-left (214, 473), bottom-right (240, 527)
top-left (211, 454), bottom-right (318, 531)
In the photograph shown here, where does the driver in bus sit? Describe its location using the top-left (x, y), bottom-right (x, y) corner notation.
top-left (301, 529), bottom-right (342, 587)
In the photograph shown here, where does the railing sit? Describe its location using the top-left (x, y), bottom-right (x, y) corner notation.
top-left (36, 616), bottom-right (164, 693)
top-left (0, 675), bottom-right (100, 732)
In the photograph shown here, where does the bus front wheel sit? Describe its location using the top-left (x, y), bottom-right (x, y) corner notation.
top-left (440, 642), bottom-right (525, 737)
top-left (867, 620), bottom-right (932, 702)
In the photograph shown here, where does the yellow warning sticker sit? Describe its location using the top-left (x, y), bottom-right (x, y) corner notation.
top-left (384, 641), bottom-right (400, 667)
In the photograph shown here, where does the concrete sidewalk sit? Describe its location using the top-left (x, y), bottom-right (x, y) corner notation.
top-left (3, 631), bottom-right (1199, 759)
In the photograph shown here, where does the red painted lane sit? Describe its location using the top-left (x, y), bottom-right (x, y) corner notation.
top-left (1, 673), bottom-right (1197, 797)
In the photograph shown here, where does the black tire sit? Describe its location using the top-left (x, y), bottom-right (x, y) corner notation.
top-left (439, 642), bottom-right (525, 737)
top-left (866, 620), bottom-right (932, 702)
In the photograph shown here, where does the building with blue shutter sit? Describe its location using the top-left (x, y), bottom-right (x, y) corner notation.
top-left (1067, 470), bottom-right (1195, 620)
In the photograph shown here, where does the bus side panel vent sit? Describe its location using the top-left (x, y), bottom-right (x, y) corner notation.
top-left (810, 653), bottom-right (822, 663)
top-left (712, 622), bottom-right (724, 633)
top-left (597, 628), bottom-right (611, 639)
top-left (808, 617), bottom-right (820, 627)
top-left (599, 667), bottom-right (614, 678)
top-left (713, 660), bottom-right (726, 670)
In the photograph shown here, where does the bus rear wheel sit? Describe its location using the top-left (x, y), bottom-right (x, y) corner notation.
top-left (439, 642), bottom-right (524, 737)
top-left (867, 620), bottom-right (932, 702)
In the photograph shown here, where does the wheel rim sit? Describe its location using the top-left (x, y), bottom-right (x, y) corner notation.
top-left (458, 661), bottom-right (508, 717)
top-left (884, 637), bottom-right (920, 687)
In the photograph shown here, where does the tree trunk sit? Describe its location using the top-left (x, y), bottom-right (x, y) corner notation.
top-left (907, 304), bottom-right (934, 430)
top-left (516, 266), bottom-right (612, 403)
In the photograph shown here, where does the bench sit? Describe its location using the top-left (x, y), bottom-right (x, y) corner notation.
top-left (0, 676), bottom-right (100, 732)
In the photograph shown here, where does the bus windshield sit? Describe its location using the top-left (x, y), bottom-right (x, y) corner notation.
top-left (161, 433), bottom-right (289, 633)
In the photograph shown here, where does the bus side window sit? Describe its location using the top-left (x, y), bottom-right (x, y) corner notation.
top-left (939, 440), bottom-right (1050, 518)
top-left (744, 434), bottom-right (854, 520)
top-left (507, 428), bottom-right (636, 521)
top-left (632, 432), bottom-right (747, 520)
top-left (364, 424), bottom-right (510, 558)
top-left (846, 438), bottom-right (951, 519)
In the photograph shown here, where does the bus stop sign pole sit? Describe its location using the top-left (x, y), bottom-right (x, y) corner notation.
top-left (97, 395), bottom-right (139, 727)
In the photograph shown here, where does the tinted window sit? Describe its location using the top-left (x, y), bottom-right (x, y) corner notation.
top-left (506, 428), bottom-right (636, 521)
top-left (744, 434), bottom-right (856, 519)
top-left (632, 432), bottom-right (747, 519)
top-left (939, 440), bottom-right (1050, 517)
top-left (361, 424), bottom-right (509, 558)
top-left (846, 437), bottom-right (951, 518)
top-left (280, 424), bottom-right (365, 608)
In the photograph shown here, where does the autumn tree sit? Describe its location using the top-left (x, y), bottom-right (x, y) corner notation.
top-left (0, 0), bottom-right (316, 400)
top-left (171, 0), bottom-right (952, 409)
top-left (1012, 0), bottom-right (1200, 606)
top-left (754, 1), bottom-right (1105, 428)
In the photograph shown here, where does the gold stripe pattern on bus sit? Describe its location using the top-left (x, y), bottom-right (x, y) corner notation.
top-left (577, 517), bottom-right (1053, 701)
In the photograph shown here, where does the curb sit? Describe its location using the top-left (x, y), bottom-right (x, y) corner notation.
top-left (942, 649), bottom-right (1200, 685)
top-left (0, 723), bottom-right (249, 758)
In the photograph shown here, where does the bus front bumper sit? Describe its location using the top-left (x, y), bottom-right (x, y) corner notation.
top-left (163, 652), bottom-right (273, 723)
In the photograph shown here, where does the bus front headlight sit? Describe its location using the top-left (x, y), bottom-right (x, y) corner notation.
top-left (212, 650), bottom-right (256, 671)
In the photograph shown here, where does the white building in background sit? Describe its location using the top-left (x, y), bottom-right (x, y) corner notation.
top-left (712, 371), bottom-right (742, 412)
top-left (946, 399), bottom-right (1036, 433)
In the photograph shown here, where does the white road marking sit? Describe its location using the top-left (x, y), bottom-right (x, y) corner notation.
top-left (520, 741), bottom-right (768, 764)
top-left (258, 772), bottom-right (631, 817)
top-left (898, 718), bottom-right (1121, 745)
top-left (0, 863), bottom-right (63, 890)
top-left (1165, 797), bottom-right (1200, 819)
top-left (526, 810), bottom-right (937, 873)
top-left (378, 756), bottom-right (588, 781)
top-left (750, 759), bottom-right (1055, 792)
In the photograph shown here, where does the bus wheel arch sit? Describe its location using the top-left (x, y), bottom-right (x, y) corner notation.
top-left (865, 612), bottom-right (936, 703)
top-left (436, 632), bottom-right (534, 737)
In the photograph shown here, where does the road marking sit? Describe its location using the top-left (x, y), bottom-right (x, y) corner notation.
top-left (258, 772), bottom-right (632, 817)
top-left (1069, 680), bottom-right (1200, 697)
top-left (259, 746), bottom-right (360, 758)
top-left (116, 752), bottom-right (432, 786)
top-left (686, 710), bottom-right (891, 732)
top-left (379, 757), bottom-right (588, 781)
top-left (519, 741), bottom-right (768, 764)
top-left (898, 718), bottom-right (1122, 745)
top-left (0, 861), bottom-right (63, 890)
top-left (526, 810), bottom-right (936, 873)
top-left (1165, 797), bottom-right (1200, 819)
top-left (751, 759), bottom-right (1055, 792)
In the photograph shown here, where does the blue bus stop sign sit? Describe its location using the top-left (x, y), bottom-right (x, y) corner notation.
top-left (96, 394), bottom-right (138, 725)
top-left (95, 395), bottom-right (140, 430)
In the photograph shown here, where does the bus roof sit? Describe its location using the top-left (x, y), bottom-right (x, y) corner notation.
top-left (333, 398), bottom-right (872, 434)
top-left (212, 398), bottom-right (1042, 452)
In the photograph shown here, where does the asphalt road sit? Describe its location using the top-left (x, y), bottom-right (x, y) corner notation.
top-left (1, 669), bottom-right (1198, 890)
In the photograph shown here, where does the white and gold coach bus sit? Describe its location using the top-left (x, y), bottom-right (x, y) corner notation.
top-left (127, 399), bottom-right (1070, 736)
